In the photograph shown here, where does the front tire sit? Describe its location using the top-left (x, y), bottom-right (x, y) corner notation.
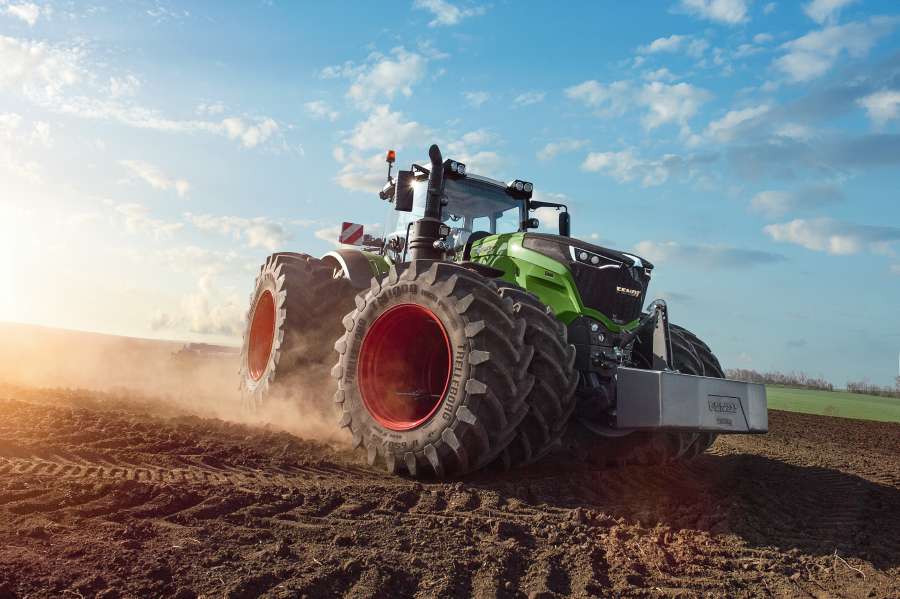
top-left (332, 261), bottom-right (534, 478)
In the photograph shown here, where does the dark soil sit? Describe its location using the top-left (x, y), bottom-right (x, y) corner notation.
top-left (0, 386), bottom-right (897, 598)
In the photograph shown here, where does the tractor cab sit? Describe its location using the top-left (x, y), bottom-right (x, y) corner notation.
top-left (384, 173), bottom-right (524, 260)
top-left (379, 150), bottom-right (569, 262)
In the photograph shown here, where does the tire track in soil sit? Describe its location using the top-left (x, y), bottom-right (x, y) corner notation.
top-left (0, 394), bottom-right (898, 598)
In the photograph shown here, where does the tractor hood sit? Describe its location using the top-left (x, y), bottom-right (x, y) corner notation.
top-left (521, 233), bottom-right (654, 271)
top-left (521, 233), bottom-right (654, 326)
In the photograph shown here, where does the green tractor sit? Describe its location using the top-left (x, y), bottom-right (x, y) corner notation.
top-left (240, 144), bottom-right (767, 478)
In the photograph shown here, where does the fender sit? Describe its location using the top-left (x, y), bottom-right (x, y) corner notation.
top-left (322, 249), bottom-right (389, 289)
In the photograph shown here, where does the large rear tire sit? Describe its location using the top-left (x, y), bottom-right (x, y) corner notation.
top-left (494, 284), bottom-right (578, 469)
top-left (332, 261), bottom-right (534, 478)
top-left (567, 324), bottom-right (724, 466)
top-left (239, 252), bottom-right (356, 410)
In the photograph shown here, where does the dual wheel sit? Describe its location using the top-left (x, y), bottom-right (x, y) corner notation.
top-left (240, 254), bottom-right (723, 478)
top-left (331, 260), bottom-right (579, 477)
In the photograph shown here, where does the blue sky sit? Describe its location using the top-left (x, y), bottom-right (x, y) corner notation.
top-left (1, 0), bottom-right (898, 385)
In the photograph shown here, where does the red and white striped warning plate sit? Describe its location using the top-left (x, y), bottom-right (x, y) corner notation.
top-left (339, 222), bottom-right (364, 245)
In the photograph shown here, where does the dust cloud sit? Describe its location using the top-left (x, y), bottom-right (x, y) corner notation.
top-left (0, 322), bottom-right (348, 444)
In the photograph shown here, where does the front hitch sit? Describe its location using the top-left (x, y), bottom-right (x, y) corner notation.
top-left (618, 300), bottom-right (673, 370)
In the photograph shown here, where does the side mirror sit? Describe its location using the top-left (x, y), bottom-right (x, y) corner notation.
top-left (559, 211), bottom-right (571, 237)
top-left (394, 170), bottom-right (414, 212)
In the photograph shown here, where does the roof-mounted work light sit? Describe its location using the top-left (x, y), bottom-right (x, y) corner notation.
top-left (444, 159), bottom-right (466, 177)
top-left (507, 179), bottom-right (534, 199)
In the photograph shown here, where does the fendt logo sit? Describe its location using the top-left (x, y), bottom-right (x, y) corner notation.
top-left (708, 397), bottom-right (738, 414)
top-left (616, 286), bottom-right (641, 298)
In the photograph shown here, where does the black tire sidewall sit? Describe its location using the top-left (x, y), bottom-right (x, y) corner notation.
top-left (338, 278), bottom-right (473, 458)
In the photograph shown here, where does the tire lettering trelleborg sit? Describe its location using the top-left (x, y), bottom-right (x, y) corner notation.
top-left (442, 344), bottom-right (466, 421)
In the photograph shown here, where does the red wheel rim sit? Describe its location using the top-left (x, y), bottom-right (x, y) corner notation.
top-left (248, 290), bottom-right (276, 381)
top-left (357, 304), bottom-right (452, 431)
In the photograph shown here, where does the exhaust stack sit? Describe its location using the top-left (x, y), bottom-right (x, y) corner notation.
top-left (408, 144), bottom-right (445, 261)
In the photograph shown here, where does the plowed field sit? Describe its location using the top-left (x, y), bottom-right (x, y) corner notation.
top-left (0, 385), bottom-right (898, 598)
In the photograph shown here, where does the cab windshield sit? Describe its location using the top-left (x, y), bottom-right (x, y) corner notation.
top-left (388, 174), bottom-right (523, 253)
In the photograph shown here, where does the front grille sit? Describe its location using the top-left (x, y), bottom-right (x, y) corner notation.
top-left (521, 233), bottom-right (652, 325)
top-left (570, 263), bottom-right (649, 325)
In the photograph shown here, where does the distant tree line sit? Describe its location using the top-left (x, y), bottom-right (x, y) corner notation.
top-left (725, 369), bottom-right (833, 391)
top-left (726, 369), bottom-right (900, 399)
top-left (846, 379), bottom-right (900, 399)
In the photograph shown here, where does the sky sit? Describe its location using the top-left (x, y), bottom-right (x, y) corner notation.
top-left (1, 0), bottom-right (899, 386)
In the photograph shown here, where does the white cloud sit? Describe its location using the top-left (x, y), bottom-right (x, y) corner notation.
top-left (568, 80), bottom-right (710, 132)
top-left (304, 100), bottom-right (339, 122)
top-left (803, 0), bottom-right (858, 24)
top-left (891, 264), bottom-right (900, 275)
top-left (774, 17), bottom-right (898, 82)
top-left (346, 47), bottom-right (427, 108)
top-left (334, 151), bottom-right (390, 193)
top-left (643, 68), bottom-right (679, 82)
top-left (449, 149), bottom-right (500, 173)
top-left (346, 105), bottom-right (424, 151)
top-left (634, 240), bottom-right (785, 268)
top-left (4, 2), bottom-right (42, 25)
top-left (413, 0), bottom-right (487, 27)
top-left (120, 160), bottom-right (191, 198)
top-left (463, 91), bottom-right (489, 107)
top-left (221, 117), bottom-right (279, 148)
top-left (705, 104), bottom-right (770, 142)
top-left (319, 60), bottom-right (365, 80)
top-left (857, 90), bottom-right (900, 126)
top-left (753, 32), bottom-right (774, 43)
top-left (113, 203), bottom-right (183, 240)
top-left (581, 150), bottom-right (669, 187)
top-left (513, 91), bottom-right (545, 106)
top-left (0, 111), bottom-right (47, 179)
top-left (750, 191), bottom-right (792, 218)
top-left (750, 185), bottom-right (844, 218)
top-left (763, 2), bottom-right (777, 15)
top-left (764, 218), bottom-right (900, 255)
top-left (154, 275), bottom-right (242, 337)
top-left (733, 43), bottom-right (764, 58)
top-left (30, 119), bottom-right (50, 146)
top-left (0, 111), bottom-right (51, 147)
top-left (58, 96), bottom-right (282, 148)
top-left (1, 35), bottom-right (284, 150)
top-left (109, 75), bottom-right (141, 98)
top-left (537, 139), bottom-right (588, 161)
top-left (444, 129), bottom-right (502, 174)
top-left (565, 79), bottom-right (632, 117)
top-left (581, 149), bottom-right (716, 187)
top-left (676, 0), bottom-right (750, 24)
top-left (641, 34), bottom-right (688, 54)
top-left (184, 272), bottom-right (244, 336)
top-left (639, 81), bottom-right (711, 130)
top-left (155, 245), bottom-right (241, 274)
top-left (196, 101), bottom-right (225, 116)
top-left (314, 224), bottom-right (343, 248)
top-left (0, 35), bottom-right (84, 99)
top-left (185, 213), bottom-right (290, 251)
top-left (456, 129), bottom-right (493, 146)
top-left (639, 34), bottom-right (708, 58)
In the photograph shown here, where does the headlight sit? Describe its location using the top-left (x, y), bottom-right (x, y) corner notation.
top-left (569, 245), bottom-right (623, 269)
